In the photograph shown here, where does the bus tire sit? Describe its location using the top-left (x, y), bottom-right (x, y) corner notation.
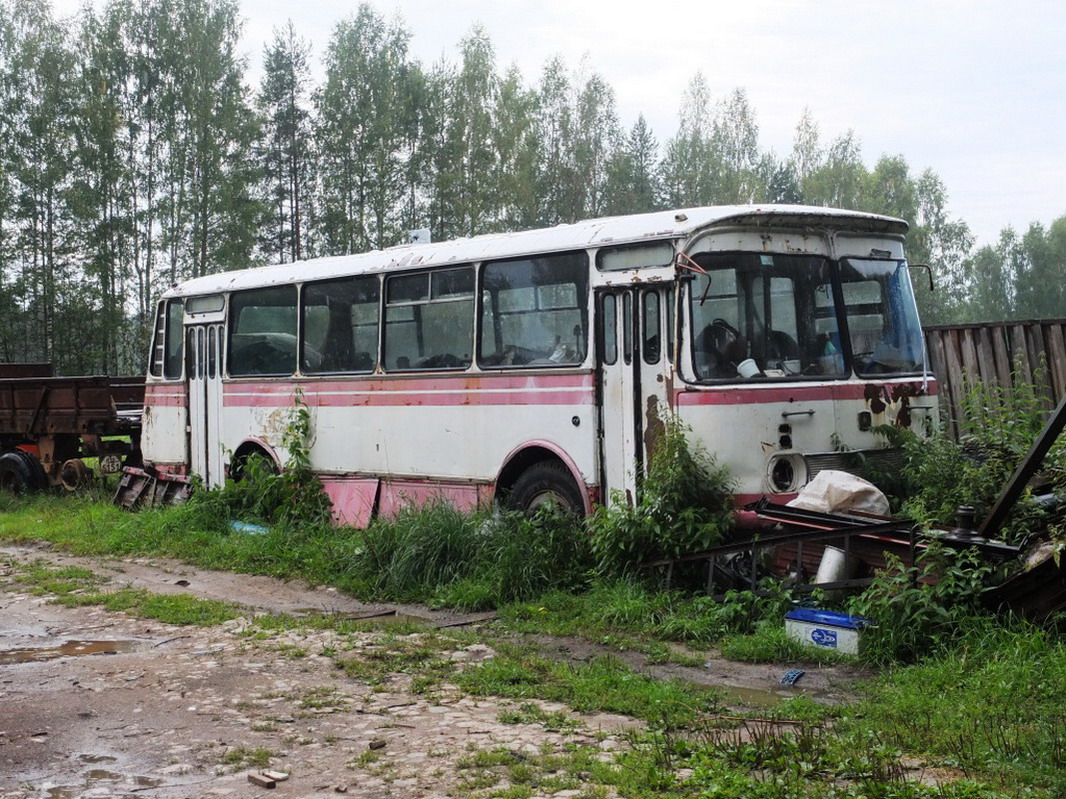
top-left (230, 445), bottom-right (278, 482)
top-left (0, 450), bottom-right (46, 494)
top-left (507, 461), bottom-right (585, 516)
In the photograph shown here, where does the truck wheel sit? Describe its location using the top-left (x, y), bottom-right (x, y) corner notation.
top-left (0, 450), bottom-right (46, 494)
top-left (507, 461), bottom-right (585, 516)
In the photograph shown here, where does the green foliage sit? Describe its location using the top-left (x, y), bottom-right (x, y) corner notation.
top-left (847, 544), bottom-right (993, 665)
top-left (348, 502), bottom-right (593, 608)
top-left (589, 420), bottom-right (734, 576)
top-left (719, 622), bottom-right (848, 665)
top-left (849, 622), bottom-right (1066, 794)
top-left (190, 391), bottom-right (333, 528)
top-left (457, 644), bottom-right (722, 728)
top-left (500, 581), bottom-right (795, 653)
top-left (884, 375), bottom-right (1062, 543)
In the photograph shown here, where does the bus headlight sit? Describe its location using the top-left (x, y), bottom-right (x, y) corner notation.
top-left (767, 454), bottom-right (806, 493)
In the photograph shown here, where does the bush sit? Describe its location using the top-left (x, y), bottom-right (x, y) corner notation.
top-left (847, 543), bottom-right (994, 665)
top-left (589, 420), bottom-right (734, 576)
top-left (883, 374), bottom-right (1065, 544)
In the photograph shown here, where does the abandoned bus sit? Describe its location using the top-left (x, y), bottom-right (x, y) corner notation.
top-left (140, 205), bottom-right (936, 525)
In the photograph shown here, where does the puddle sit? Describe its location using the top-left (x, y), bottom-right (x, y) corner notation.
top-left (134, 776), bottom-right (163, 788)
top-left (720, 685), bottom-right (793, 708)
top-left (77, 754), bottom-right (117, 764)
top-left (0, 640), bottom-right (135, 665)
top-left (86, 769), bottom-right (121, 781)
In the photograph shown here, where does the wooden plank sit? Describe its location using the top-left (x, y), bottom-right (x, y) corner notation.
top-left (943, 329), bottom-right (967, 430)
top-left (960, 328), bottom-right (981, 390)
top-left (1010, 324), bottom-right (1033, 387)
top-left (991, 325), bottom-right (1013, 390)
top-left (1028, 324), bottom-right (1054, 406)
top-left (1046, 323), bottom-right (1066, 402)
top-left (926, 331), bottom-right (955, 438)
top-left (976, 326), bottom-right (998, 389)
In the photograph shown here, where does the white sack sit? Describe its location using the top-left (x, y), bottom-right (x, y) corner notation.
top-left (786, 469), bottom-right (890, 516)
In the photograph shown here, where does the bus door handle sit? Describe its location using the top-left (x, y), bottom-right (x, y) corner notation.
top-left (781, 409), bottom-right (815, 418)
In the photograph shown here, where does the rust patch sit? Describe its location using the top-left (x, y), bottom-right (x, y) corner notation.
top-left (863, 384), bottom-right (887, 415)
top-left (644, 395), bottom-right (666, 463)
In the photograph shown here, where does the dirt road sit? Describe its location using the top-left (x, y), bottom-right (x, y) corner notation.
top-left (0, 543), bottom-right (863, 798)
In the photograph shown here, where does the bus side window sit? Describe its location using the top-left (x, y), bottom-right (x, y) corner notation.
top-left (163, 300), bottom-right (184, 380)
top-left (229, 286), bottom-right (298, 377)
top-left (478, 252), bottom-right (589, 368)
top-left (384, 267), bottom-right (474, 371)
top-left (302, 276), bottom-right (380, 374)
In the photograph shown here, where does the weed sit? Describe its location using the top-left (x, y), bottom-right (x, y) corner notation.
top-left (719, 622), bottom-right (849, 664)
top-left (55, 588), bottom-right (240, 626)
top-left (497, 701), bottom-right (581, 732)
top-left (219, 746), bottom-right (274, 768)
top-left (848, 544), bottom-right (993, 665)
top-left (588, 420), bottom-right (735, 577)
top-left (345, 501), bottom-right (594, 609)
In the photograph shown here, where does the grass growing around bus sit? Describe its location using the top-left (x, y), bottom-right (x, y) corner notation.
top-left (4, 413), bottom-right (1066, 794)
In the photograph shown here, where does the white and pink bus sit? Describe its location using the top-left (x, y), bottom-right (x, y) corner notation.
top-left (141, 205), bottom-right (936, 525)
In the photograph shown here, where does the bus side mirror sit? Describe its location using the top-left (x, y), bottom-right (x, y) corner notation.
top-left (908, 263), bottom-right (934, 293)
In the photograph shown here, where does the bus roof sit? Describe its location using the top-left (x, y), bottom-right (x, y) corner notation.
top-left (163, 204), bottom-right (908, 299)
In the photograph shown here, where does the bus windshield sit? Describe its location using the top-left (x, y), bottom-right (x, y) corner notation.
top-left (690, 253), bottom-right (845, 380)
top-left (688, 253), bottom-right (924, 380)
top-left (839, 258), bottom-right (925, 376)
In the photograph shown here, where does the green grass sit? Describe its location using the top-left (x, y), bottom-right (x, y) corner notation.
top-left (844, 622), bottom-right (1066, 794)
top-left (3, 494), bottom-right (1066, 796)
top-left (457, 643), bottom-right (723, 729)
top-left (4, 558), bottom-right (241, 626)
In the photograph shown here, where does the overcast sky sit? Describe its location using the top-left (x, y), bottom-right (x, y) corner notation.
top-left (55, 0), bottom-right (1066, 249)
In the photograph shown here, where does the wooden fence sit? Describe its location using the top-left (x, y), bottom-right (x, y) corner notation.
top-left (924, 319), bottom-right (1066, 438)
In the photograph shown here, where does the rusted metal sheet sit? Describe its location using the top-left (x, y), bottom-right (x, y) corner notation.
top-left (0, 373), bottom-right (144, 437)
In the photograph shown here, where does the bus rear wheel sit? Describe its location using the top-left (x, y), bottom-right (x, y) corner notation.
top-left (507, 461), bottom-right (585, 516)
top-left (0, 450), bottom-right (47, 494)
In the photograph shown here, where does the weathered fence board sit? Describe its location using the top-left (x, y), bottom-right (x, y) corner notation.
top-left (924, 319), bottom-right (1066, 438)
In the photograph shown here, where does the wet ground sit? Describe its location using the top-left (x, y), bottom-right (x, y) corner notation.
top-left (0, 542), bottom-right (867, 798)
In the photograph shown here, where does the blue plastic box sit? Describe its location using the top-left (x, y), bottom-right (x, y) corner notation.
top-left (785, 608), bottom-right (868, 655)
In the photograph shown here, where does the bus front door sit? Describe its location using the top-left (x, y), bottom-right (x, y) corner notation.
top-left (597, 290), bottom-right (640, 503)
top-left (187, 323), bottom-right (226, 488)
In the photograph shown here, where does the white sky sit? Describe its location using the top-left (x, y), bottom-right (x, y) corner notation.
top-left (55, 0), bottom-right (1066, 249)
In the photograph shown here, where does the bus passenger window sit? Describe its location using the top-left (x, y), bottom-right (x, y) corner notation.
top-left (384, 267), bottom-right (473, 371)
top-left (302, 276), bottom-right (379, 374)
top-left (229, 286), bottom-right (298, 376)
top-left (164, 300), bottom-right (184, 380)
top-left (478, 251), bottom-right (589, 368)
top-left (643, 292), bottom-right (661, 364)
top-left (601, 294), bottom-right (617, 365)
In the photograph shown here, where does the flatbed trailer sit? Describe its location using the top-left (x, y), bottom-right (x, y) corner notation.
top-left (0, 364), bottom-right (144, 492)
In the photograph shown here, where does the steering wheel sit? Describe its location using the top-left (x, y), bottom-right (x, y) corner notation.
top-left (711, 318), bottom-right (740, 337)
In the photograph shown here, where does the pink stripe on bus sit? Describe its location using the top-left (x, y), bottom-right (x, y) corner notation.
top-left (674, 380), bottom-right (936, 406)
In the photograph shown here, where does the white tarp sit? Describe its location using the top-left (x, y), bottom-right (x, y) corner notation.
top-left (787, 469), bottom-right (890, 516)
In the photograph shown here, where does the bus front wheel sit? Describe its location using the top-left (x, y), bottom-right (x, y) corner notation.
top-left (507, 461), bottom-right (585, 516)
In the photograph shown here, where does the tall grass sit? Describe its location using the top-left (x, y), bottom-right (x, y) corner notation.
top-left (347, 502), bottom-right (593, 608)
